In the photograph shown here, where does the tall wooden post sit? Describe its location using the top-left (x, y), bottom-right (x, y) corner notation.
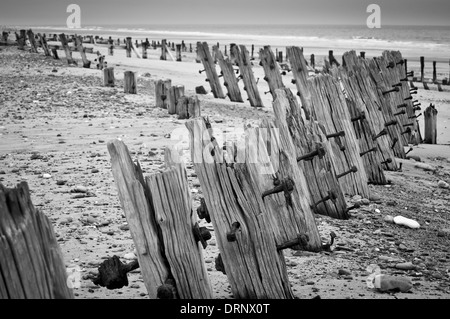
top-left (160, 39), bottom-right (167, 60)
top-left (420, 56), bottom-right (425, 82)
top-left (432, 61), bottom-right (437, 83)
top-left (360, 51), bottom-right (365, 58)
top-left (310, 54), bottom-right (315, 69)
top-left (103, 67), bottom-right (115, 87)
top-left (259, 45), bottom-right (284, 100)
top-left (59, 33), bottom-right (75, 65)
top-left (176, 44), bottom-right (182, 61)
top-left (75, 35), bottom-right (91, 68)
top-left (424, 104), bottom-right (438, 144)
top-left (232, 44), bottom-right (264, 107)
top-left (168, 85), bottom-right (185, 114)
top-left (17, 30), bottom-right (26, 50)
top-left (0, 182), bottom-right (74, 299)
top-left (189, 43), bottom-right (192, 53)
top-left (126, 37), bottom-right (132, 58)
top-left (37, 33), bottom-right (50, 56)
top-left (197, 42), bottom-right (225, 99)
top-left (26, 29), bottom-right (38, 53)
top-left (251, 44), bottom-right (255, 60)
top-left (124, 71), bottom-right (137, 94)
top-left (213, 46), bottom-right (243, 102)
top-left (278, 51), bottom-right (283, 63)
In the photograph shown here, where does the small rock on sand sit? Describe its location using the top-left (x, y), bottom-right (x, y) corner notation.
top-left (395, 262), bottom-right (416, 270)
top-left (414, 162), bottom-right (436, 172)
top-left (437, 180), bottom-right (449, 189)
top-left (384, 215), bottom-right (395, 223)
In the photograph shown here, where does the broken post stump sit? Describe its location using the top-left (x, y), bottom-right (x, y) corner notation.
top-left (176, 95), bottom-right (201, 119)
top-left (108, 37), bottom-right (114, 56)
top-left (197, 42), bottom-right (225, 99)
top-left (124, 71), bottom-right (137, 94)
top-left (17, 29), bottom-right (26, 50)
top-left (37, 33), bottom-right (50, 56)
top-left (424, 104), bottom-right (438, 144)
top-left (161, 39), bottom-right (167, 60)
top-left (168, 85), bottom-right (185, 114)
top-left (103, 67), bottom-right (115, 87)
top-left (213, 46), bottom-right (243, 102)
top-left (107, 140), bottom-right (213, 298)
top-left (126, 37), bottom-right (132, 58)
top-left (0, 182), bottom-right (74, 299)
top-left (155, 79), bottom-right (172, 109)
top-left (232, 44), bottom-right (264, 107)
top-left (176, 44), bottom-right (182, 61)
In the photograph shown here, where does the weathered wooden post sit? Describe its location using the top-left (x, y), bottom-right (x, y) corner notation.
top-left (161, 39), bottom-right (167, 60)
top-left (155, 79), bottom-right (172, 109)
top-left (424, 104), bottom-right (438, 144)
top-left (16, 30), bottom-right (26, 50)
top-left (59, 33), bottom-right (76, 65)
top-left (185, 118), bottom-right (295, 299)
top-left (287, 46), bottom-right (313, 119)
top-left (310, 54), bottom-right (315, 69)
top-left (103, 67), bottom-right (115, 87)
top-left (259, 45), bottom-right (285, 100)
top-left (229, 43), bottom-right (237, 65)
top-left (197, 42), bottom-right (225, 99)
top-left (432, 61), bottom-right (437, 83)
top-left (251, 44), bottom-right (255, 60)
top-left (125, 37), bottom-right (132, 58)
top-left (1, 31), bottom-right (8, 44)
top-left (141, 41), bottom-right (148, 59)
top-left (0, 182), bottom-right (74, 299)
top-left (168, 85), bottom-right (185, 114)
top-left (26, 29), bottom-right (38, 53)
top-left (189, 43), bottom-right (192, 53)
top-left (213, 46), bottom-right (243, 102)
top-left (176, 44), bottom-right (182, 61)
top-left (420, 56), bottom-right (425, 82)
top-left (329, 50), bottom-right (340, 66)
top-left (360, 51), bottom-right (366, 58)
top-left (232, 44), bottom-right (264, 107)
top-left (75, 36), bottom-right (91, 68)
top-left (107, 141), bottom-right (213, 299)
top-left (37, 33), bottom-right (50, 56)
top-left (177, 95), bottom-right (201, 119)
top-left (278, 51), bottom-right (283, 63)
top-left (124, 71), bottom-right (137, 94)
top-left (171, 42), bottom-right (175, 51)
top-left (51, 47), bottom-right (59, 59)
top-left (108, 37), bottom-right (114, 56)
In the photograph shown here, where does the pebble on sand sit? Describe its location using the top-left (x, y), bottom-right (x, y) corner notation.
top-left (437, 180), bottom-right (449, 189)
top-left (393, 216), bottom-right (420, 229)
top-left (395, 262), bottom-right (416, 270)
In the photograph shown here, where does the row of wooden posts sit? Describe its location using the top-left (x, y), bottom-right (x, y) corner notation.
top-left (0, 31), bottom-right (440, 299)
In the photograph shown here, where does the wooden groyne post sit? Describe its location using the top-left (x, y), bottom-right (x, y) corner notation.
top-left (124, 71), bottom-right (137, 94)
top-left (75, 35), bottom-right (91, 68)
top-left (37, 33), bottom-right (50, 56)
top-left (0, 182), bottom-right (74, 299)
top-left (103, 67), bottom-right (115, 87)
top-left (176, 44), bottom-right (182, 61)
top-left (176, 95), bottom-right (201, 119)
top-left (107, 141), bottom-right (213, 299)
top-left (232, 44), bottom-right (264, 107)
top-left (420, 56), bottom-right (425, 82)
top-left (161, 39), bottom-right (167, 60)
top-left (197, 42), bottom-right (225, 99)
top-left (213, 46), bottom-right (243, 102)
top-left (26, 29), bottom-right (38, 53)
top-left (168, 85), bottom-right (185, 114)
top-left (108, 37), bottom-right (114, 56)
top-left (59, 33), bottom-right (76, 65)
top-left (424, 104), bottom-right (438, 144)
top-left (155, 79), bottom-right (172, 109)
top-left (259, 45), bottom-right (285, 100)
top-left (126, 37), bottom-right (132, 58)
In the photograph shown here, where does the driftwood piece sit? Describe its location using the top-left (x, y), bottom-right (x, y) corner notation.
top-left (103, 67), bottom-right (115, 87)
top-left (0, 182), bottom-right (73, 299)
top-left (107, 140), bottom-right (212, 299)
top-left (232, 44), bottom-right (264, 107)
top-left (213, 46), bottom-right (243, 102)
top-left (185, 118), bottom-right (294, 299)
top-left (259, 46), bottom-right (285, 100)
top-left (155, 79), bottom-right (172, 109)
top-left (197, 42), bottom-right (225, 98)
top-left (124, 71), bottom-right (137, 94)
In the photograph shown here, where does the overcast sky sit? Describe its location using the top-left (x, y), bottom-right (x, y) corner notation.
top-left (1, 0), bottom-right (449, 26)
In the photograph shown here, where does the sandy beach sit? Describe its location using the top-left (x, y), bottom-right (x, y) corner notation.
top-left (1, 29), bottom-right (450, 300)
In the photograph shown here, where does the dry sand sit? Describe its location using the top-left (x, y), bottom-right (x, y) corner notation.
top-left (0, 41), bottom-right (450, 300)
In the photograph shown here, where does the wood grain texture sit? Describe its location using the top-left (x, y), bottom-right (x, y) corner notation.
top-left (197, 42), bottom-right (225, 99)
top-left (213, 46), bottom-right (243, 102)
